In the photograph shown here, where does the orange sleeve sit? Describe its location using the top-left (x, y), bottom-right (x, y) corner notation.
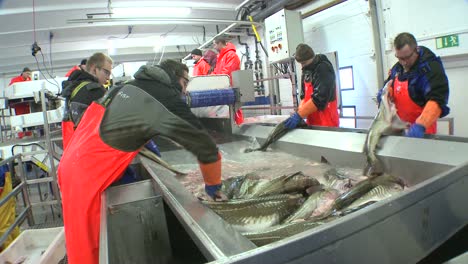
top-left (297, 99), bottom-right (318, 118)
top-left (416, 100), bottom-right (442, 129)
top-left (198, 152), bottom-right (222, 185)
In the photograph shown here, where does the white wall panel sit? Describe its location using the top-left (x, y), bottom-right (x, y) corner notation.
top-left (380, 0), bottom-right (468, 136)
top-left (444, 66), bottom-right (468, 136)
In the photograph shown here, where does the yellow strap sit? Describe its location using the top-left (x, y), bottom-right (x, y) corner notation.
top-left (248, 16), bottom-right (261, 42)
top-left (70, 81), bottom-right (91, 100)
top-left (0, 172), bottom-right (20, 250)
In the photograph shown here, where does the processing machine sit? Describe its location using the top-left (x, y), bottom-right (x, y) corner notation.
top-left (98, 71), bottom-right (468, 264)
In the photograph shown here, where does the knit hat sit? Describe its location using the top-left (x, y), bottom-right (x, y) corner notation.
top-left (203, 50), bottom-right (217, 66)
top-left (294, 44), bottom-right (315, 63)
top-left (80, 59), bottom-right (87, 65)
top-left (191, 49), bottom-right (203, 56)
top-left (22, 67), bottom-right (32, 73)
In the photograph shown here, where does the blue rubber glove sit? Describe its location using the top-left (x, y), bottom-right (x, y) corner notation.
top-left (205, 184), bottom-right (222, 199)
top-left (284, 112), bottom-right (302, 129)
top-left (376, 88), bottom-right (383, 104)
top-left (406, 123), bottom-right (425, 138)
top-left (145, 140), bottom-right (161, 157)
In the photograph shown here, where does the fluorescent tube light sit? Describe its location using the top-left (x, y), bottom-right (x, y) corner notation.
top-left (112, 7), bottom-right (191, 18)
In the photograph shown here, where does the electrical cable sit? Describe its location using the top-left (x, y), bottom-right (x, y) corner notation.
top-left (39, 51), bottom-right (60, 88)
top-left (158, 45), bottom-right (166, 65)
top-left (151, 26), bottom-right (177, 65)
top-left (11, 143), bottom-right (45, 156)
top-left (30, 0), bottom-right (60, 96)
top-left (32, 0), bottom-right (37, 42)
top-left (108, 25), bottom-right (133, 40)
top-left (33, 54), bottom-right (60, 95)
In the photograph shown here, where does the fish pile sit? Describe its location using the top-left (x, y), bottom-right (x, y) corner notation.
top-left (203, 169), bottom-right (405, 246)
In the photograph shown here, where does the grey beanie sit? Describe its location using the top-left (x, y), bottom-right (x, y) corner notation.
top-left (294, 44), bottom-right (315, 62)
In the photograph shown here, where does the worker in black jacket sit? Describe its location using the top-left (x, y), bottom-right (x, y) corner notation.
top-left (61, 52), bottom-right (112, 148)
top-left (58, 60), bottom-right (226, 264)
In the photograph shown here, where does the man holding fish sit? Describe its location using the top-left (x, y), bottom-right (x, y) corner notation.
top-left (378, 32), bottom-right (450, 138)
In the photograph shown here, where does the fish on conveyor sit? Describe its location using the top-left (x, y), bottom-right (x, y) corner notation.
top-left (283, 188), bottom-right (339, 223)
top-left (139, 147), bottom-right (188, 176)
top-left (243, 219), bottom-right (326, 246)
top-left (249, 171), bottom-right (321, 198)
top-left (232, 173), bottom-right (267, 199)
top-left (332, 201), bottom-right (378, 217)
top-left (203, 193), bottom-right (301, 211)
top-left (345, 180), bottom-right (404, 210)
top-left (207, 194), bottom-right (303, 232)
top-left (332, 174), bottom-right (404, 212)
top-left (221, 174), bottom-right (252, 199)
top-left (244, 121), bottom-right (290, 153)
top-left (363, 80), bottom-right (408, 176)
top-left (321, 167), bottom-right (353, 192)
top-left (318, 157), bottom-right (366, 193)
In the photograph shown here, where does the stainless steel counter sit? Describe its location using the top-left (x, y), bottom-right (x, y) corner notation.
top-left (100, 124), bottom-right (468, 263)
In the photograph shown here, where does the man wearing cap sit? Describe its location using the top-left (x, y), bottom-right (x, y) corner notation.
top-left (9, 67), bottom-right (32, 86)
top-left (283, 43), bottom-right (339, 129)
top-left (191, 49), bottom-right (210, 76)
top-left (65, 59), bottom-right (87, 77)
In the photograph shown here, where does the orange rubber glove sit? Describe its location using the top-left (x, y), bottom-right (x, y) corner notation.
top-left (415, 100), bottom-right (442, 129)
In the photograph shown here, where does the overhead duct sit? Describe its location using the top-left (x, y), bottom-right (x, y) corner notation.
top-left (251, 0), bottom-right (310, 21)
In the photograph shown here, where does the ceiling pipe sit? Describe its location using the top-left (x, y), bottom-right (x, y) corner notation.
top-left (67, 18), bottom-right (263, 27)
top-left (251, 0), bottom-right (306, 21)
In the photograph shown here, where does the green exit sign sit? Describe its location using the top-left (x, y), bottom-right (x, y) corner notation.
top-left (436, 34), bottom-right (459, 49)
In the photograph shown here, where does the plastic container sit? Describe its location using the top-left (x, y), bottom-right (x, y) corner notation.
top-left (0, 227), bottom-right (65, 264)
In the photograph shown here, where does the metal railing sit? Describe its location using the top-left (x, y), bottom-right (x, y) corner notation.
top-left (240, 106), bottom-right (455, 136)
top-left (340, 116), bottom-right (455, 135)
top-left (0, 154), bottom-right (34, 247)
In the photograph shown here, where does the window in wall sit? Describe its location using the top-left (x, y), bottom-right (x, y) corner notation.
top-left (340, 105), bottom-right (356, 128)
top-left (339, 66), bottom-right (354, 91)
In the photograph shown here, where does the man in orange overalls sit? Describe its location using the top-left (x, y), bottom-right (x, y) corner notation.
top-left (191, 49), bottom-right (211, 76)
top-left (58, 60), bottom-right (227, 264)
top-left (378, 32), bottom-right (450, 137)
top-left (283, 43), bottom-right (339, 129)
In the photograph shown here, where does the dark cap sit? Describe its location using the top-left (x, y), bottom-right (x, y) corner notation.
top-left (294, 43), bottom-right (315, 63)
top-left (191, 49), bottom-right (203, 56)
top-left (80, 59), bottom-right (87, 65)
top-left (22, 67), bottom-right (32, 73)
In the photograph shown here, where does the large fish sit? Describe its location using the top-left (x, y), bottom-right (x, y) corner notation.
top-left (283, 188), bottom-right (339, 223)
top-left (249, 171), bottom-right (321, 198)
top-left (331, 174), bottom-right (404, 211)
top-left (139, 147), bottom-right (188, 176)
top-left (220, 172), bottom-right (265, 199)
top-left (243, 215), bottom-right (341, 247)
top-left (319, 157), bottom-right (366, 194)
top-left (345, 180), bottom-right (404, 210)
top-left (207, 194), bottom-right (303, 232)
top-left (363, 80), bottom-right (407, 176)
top-left (220, 175), bottom-right (247, 199)
top-left (244, 121), bottom-right (291, 153)
top-left (232, 174), bottom-right (267, 199)
top-left (243, 220), bottom-right (323, 246)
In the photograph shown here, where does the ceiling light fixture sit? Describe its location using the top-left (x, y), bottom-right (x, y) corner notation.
top-left (111, 7), bottom-right (192, 18)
